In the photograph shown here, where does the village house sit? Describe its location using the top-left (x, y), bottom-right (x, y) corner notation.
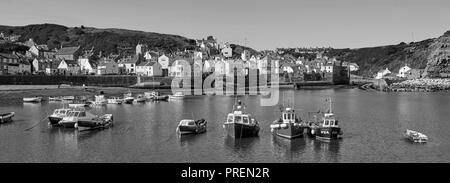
top-left (241, 50), bottom-right (250, 61)
top-left (78, 57), bottom-right (97, 75)
top-left (405, 69), bottom-right (424, 80)
top-left (118, 56), bottom-right (140, 75)
top-left (55, 46), bottom-right (81, 60)
top-left (136, 61), bottom-right (163, 77)
top-left (0, 53), bottom-right (20, 75)
top-left (397, 64), bottom-right (412, 78)
top-left (375, 68), bottom-right (392, 79)
top-left (45, 60), bottom-right (61, 75)
top-left (169, 57), bottom-right (194, 77)
top-left (28, 44), bottom-right (55, 59)
top-left (57, 60), bottom-right (80, 76)
top-left (97, 58), bottom-right (119, 75)
top-left (158, 54), bottom-right (170, 76)
top-left (320, 62), bottom-right (334, 73)
top-left (221, 44), bottom-right (232, 58)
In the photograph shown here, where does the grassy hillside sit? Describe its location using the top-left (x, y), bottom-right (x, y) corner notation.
top-left (325, 39), bottom-right (435, 77)
top-left (0, 24), bottom-right (197, 55)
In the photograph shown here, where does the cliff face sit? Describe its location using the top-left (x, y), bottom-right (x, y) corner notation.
top-left (423, 31), bottom-right (450, 78)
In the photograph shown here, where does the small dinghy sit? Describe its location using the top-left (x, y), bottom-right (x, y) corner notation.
top-left (123, 91), bottom-right (134, 104)
top-left (152, 92), bottom-right (169, 101)
top-left (23, 97), bottom-right (42, 103)
top-left (48, 108), bottom-right (72, 126)
top-left (405, 129), bottom-right (428, 143)
top-left (0, 112), bottom-right (15, 124)
top-left (134, 94), bottom-right (146, 102)
top-left (62, 96), bottom-right (75, 100)
top-left (169, 92), bottom-right (185, 100)
top-left (176, 119), bottom-right (207, 135)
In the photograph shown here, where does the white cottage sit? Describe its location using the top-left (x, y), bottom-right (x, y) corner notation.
top-left (136, 61), bottom-right (163, 77)
top-left (375, 68), bottom-right (391, 79)
top-left (397, 64), bottom-right (411, 78)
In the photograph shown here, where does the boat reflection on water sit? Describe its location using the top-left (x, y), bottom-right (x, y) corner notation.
top-left (177, 133), bottom-right (205, 147)
top-left (310, 138), bottom-right (341, 162)
top-left (224, 136), bottom-right (259, 152)
top-left (271, 136), bottom-right (307, 161)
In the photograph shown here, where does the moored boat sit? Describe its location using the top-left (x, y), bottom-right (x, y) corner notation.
top-left (308, 99), bottom-right (343, 140)
top-left (169, 92), bottom-right (185, 100)
top-left (223, 100), bottom-right (260, 138)
top-left (0, 112), bottom-right (15, 124)
top-left (270, 107), bottom-right (307, 139)
top-left (123, 91), bottom-right (134, 104)
top-left (48, 108), bottom-right (72, 126)
top-left (48, 96), bottom-right (63, 101)
top-left (144, 91), bottom-right (157, 99)
top-left (62, 96), bottom-right (75, 100)
top-left (176, 119), bottom-right (207, 135)
top-left (76, 114), bottom-right (113, 131)
top-left (405, 129), bottom-right (428, 143)
top-left (134, 94), bottom-right (146, 102)
top-left (59, 109), bottom-right (113, 130)
top-left (23, 97), bottom-right (42, 103)
top-left (107, 97), bottom-right (123, 104)
top-left (152, 92), bottom-right (169, 101)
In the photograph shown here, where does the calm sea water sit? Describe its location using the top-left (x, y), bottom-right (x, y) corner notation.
top-left (1, 88), bottom-right (450, 163)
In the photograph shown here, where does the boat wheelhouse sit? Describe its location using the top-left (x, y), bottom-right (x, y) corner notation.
top-left (270, 107), bottom-right (307, 139)
top-left (223, 100), bottom-right (260, 139)
top-left (48, 108), bottom-right (72, 125)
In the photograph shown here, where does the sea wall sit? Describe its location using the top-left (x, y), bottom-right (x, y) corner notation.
top-left (0, 75), bottom-right (139, 87)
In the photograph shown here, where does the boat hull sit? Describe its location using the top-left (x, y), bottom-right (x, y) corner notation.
top-left (178, 125), bottom-right (206, 134)
top-left (272, 123), bottom-right (306, 139)
top-left (124, 98), bottom-right (134, 104)
top-left (48, 116), bottom-right (63, 125)
top-left (313, 127), bottom-right (341, 140)
top-left (60, 121), bottom-right (77, 128)
top-left (23, 98), bottom-right (42, 102)
top-left (0, 112), bottom-right (14, 123)
top-left (223, 122), bottom-right (259, 139)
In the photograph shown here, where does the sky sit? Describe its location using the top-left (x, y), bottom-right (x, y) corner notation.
top-left (1, 0), bottom-right (450, 50)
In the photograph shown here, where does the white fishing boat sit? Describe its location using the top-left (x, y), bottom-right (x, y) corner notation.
top-left (405, 129), bottom-right (428, 143)
top-left (123, 91), bottom-right (134, 104)
top-left (223, 100), bottom-right (260, 138)
top-left (134, 94), bottom-right (146, 102)
top-left (23, 97), bottom-right (43, 103)
top-left (107, 97), bottom-right (123, 104)
top-left (168, 92), bottom-right (185, 100)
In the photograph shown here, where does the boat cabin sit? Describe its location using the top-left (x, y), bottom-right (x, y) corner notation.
top-left (53, 108), bottom-right (72, 115)
top-left (227, 107), bottom-right (256, 125)
top-left (281, 108), bottom-right (298, 123)
top-left (321, 113), bottom-right (339, 128)
top-left (179, 119), bottom-right (196, 126)
top-left (67, 110), bottom-right (87, 118)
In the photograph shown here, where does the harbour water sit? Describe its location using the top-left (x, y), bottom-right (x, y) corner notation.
top-left (1, 88), bottom-right (450, 163)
